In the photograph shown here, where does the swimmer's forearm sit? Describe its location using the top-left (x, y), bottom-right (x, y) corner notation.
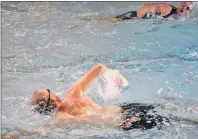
top-left (74, 64), bottom-right (106, 92)
top-left (65, 64), bottom-right (106, 98)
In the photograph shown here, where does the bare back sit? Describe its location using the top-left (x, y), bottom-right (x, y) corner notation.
top-left (137, 3), bottom-right (173, 18)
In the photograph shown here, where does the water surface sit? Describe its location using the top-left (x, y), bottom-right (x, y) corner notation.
top-left (2, 2), bottom-right (198, 139)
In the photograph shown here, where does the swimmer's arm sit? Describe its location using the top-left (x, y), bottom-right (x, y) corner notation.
top-left (75, 64), bottom-right (107, 90)
top-left (1, 123), bottom-right (56, 139)
top-left (2, 114), bottom-right (87, 139)
top-left (66, 64), bottom-right (107, 98)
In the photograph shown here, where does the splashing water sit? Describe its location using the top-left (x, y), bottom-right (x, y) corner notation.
top-left (87, 68), bottom-right (129, 103)
top-left (193, 2), bottom-right (198, 8)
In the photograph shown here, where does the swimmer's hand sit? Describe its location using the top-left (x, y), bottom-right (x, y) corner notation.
top-left (98, 64), bottom-right (108, 73)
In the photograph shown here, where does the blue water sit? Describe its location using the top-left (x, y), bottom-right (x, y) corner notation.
top-left (2, 2), bottom-right (198, 139)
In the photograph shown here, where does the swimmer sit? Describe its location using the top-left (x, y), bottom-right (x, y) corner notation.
top-left (113, 2), bottom-right (193, 21)
top-left (2, 64), bottom-right (198, 138)
top-left (78, 2), bottom-right (193, 24)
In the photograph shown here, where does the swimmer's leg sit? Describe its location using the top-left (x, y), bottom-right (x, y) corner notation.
top-left (93, 17), bottom-right (121, 23)
top-left (64, 17), bottom-right (120, 28)
top-left (64, 16), bottom-right (121, 28)
top-left (65, 11), bottom-right (138, 28)
top-left (64, 11), bottom-right (139, 28)
top-left (120, 103), bottom-right (171, 131)
top-left (2, 130), bottom-right (40, 139)
top-left (171, 116), bottom-right (198, 124)
top-left (65, 10), bottom-right (140, 28)
top-left (94, 11), bottom-right (140, 23)
top-left (158, 95), bottom-right (198, 114)
top-left (120, 103), bottom-right (156, 115)
top-left (158, 95), bottom-right (183, 101)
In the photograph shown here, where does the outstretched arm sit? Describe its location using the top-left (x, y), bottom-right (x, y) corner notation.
top-left (1, 123), bottom-right (56, 139)
top-left (66, 64), bottom-right (107, 98)
top-left (1, 113), bottom-right (87, 139)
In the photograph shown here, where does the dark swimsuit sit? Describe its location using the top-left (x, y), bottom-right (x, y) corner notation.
top-left (115, 11), bottom-right (137, 21)
top-left (163, 5), bottom-right (177, 18)
top-left (120, 103), bottom-right (170, 131)
top-left (114, 5), bottom-right (177, 21)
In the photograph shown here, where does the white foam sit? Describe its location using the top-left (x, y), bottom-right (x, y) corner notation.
top-left (192, 2), bottom-right (198, 8)
top-left (89, 68), bottom-right (129, 102)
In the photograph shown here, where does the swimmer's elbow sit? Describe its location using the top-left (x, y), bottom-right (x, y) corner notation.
top-left (78, 64), bottom-right (106, 86)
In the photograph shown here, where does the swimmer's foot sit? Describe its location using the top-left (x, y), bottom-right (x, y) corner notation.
top-left (64, 24), bottom-right (77, 29)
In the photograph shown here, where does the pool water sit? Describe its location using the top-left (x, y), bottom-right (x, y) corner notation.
top-left (2, 2), bottom-right (198, 139)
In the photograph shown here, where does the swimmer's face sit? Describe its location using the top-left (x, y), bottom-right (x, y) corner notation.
top-left (31, 89), bottom-right (60, 115)
top-left (179, 2), bottom-right (193, 15)
top-left (33, 98), bottom-right (56, 115)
